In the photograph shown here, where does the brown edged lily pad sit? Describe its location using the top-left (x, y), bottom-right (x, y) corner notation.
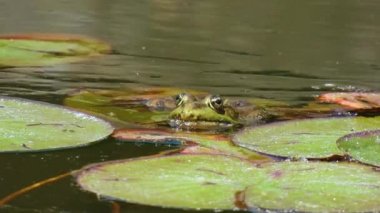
top-left (318, 92), bottom-right (380, 110)
top-left (0, 33), bottom-right (111, 67)
top-left (112, 128), bottom-right (272, 163)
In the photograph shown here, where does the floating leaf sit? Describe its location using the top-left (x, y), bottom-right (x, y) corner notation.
top-left (76, 154), bottom-right (380, 212)
top-left (318, 92), bottom-right (380, 110)
top-left (112, 128), bottom-right (272, 163)
top-left (271, 102), bottom-right (349, 120)
top-left (0, 97), bottom-right (113, 152)
top-left (76, 154), bottom-right (262, 210)
top-left (0, 33), bottom-right (111, 67)
top-left (113, 128), bottom-right (186, 144)
top-left (179, 145), bottom-right (225, 155)
top-left (245, 161), bottom-right (380, 212)
top-left (233, 116), bottom-right (380, 159)
top-left (337, 130), bottom-right (380, 167)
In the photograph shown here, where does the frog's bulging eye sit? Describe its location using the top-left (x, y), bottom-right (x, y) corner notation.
top-left (209, 95), bottom-right (225, 114)
top-left (175, 93), bottom-right (186, 106)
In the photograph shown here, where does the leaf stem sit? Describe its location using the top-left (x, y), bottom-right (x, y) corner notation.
top-left (0, 171), bottom-right (73, 207)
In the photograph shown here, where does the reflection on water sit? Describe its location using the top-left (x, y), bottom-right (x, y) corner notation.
top-left (0, 0), bottom-right (380, 212)
top-left (1, 0), bottom-right (379, 101)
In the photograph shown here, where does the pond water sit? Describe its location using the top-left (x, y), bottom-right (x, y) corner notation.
top-left (0, 0), bottom-right (380, 212)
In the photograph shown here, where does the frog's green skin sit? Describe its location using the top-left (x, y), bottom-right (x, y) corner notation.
top-left (168, 93), bottom-right (271, 129)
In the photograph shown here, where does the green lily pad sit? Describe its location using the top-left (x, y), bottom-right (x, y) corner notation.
top-left (76, 154), bottom-right (380, 211)
top-left (337, 130), bottom-right (380, 167)
top-left (233, 116), bottom-right (380, 159)
top-left (245, 161), bottom-right (380, 212)
top-left (0, 33), bottom-right (111, 67)
top-left (0, 97), bottom-right (113, 152)
top-left (76, 154), bottom-right (262, 210)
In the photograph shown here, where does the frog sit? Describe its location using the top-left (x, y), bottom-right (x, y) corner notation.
top-left (166, 92), bottom-right (370, 130)
top-left (168, 93), bottom-right (272, 130)
top-left (66, 87), bottom-right (374, 131)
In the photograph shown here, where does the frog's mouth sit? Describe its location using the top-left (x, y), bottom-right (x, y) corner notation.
top-left (168, 118), bottom-right (238, 130)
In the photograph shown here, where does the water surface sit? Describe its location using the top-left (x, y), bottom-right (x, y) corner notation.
top-left (0, 0), bottom-right (380, 212)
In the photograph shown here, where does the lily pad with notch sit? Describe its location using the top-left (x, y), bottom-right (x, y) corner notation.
top-left (244, 161), bottom-right (380, 212)
top-left (0, 96), bottom-right (113, 152)
top-left (75, 154), bottom-right (264, 211)
top-left (233, 116), bottom-right (380, 159)
top-left (337, 130), bottom-right (380, 167)
top-left (75, 154), bottom-right (380, 212)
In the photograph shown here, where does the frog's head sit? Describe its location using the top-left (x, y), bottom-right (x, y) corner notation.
top-left (168, 93), bottom-right (240, 129)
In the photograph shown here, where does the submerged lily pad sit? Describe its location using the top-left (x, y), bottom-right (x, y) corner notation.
top-left (64, 87), bottom-right (207, 125)
top-left (337, 130), bottom-right (380, 167)
top-left (0, 97), bottom-right (113, 152)
top-left (233, 116), bottom-right (380, 159)
top-left (76, 154), bottom-right (380, 212)
top-left (112, 128), bottom-right (272, 163)
top-left (0, 33), bottom-right (111, 67)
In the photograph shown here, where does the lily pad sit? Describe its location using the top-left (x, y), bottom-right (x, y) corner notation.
top-left (271, 102), bottom-right (349, 120)
top-left (76, 154), bottom-right (380, 211)
top-left (112, 128), bottom-right (272, 163)
top-left (64, 87), bottom-right (207, 125)
top-left (179, 145), bottom-right (227, 155)
top-left (0, 97), bottom-right (113, 152)
top-left (0, 33), bottom-right (111, 67)
top-left (112, 128), bottom-right (187, 145)
top-left (245, 161), bottom-right (380, 212)
top-left (233, 116), bottom-right (380, 159)
top-left (337, 130), bottom-right (380, 167)
top-left (318, 92), bottom-right (380, 110)
top-left (76, 154), bottom-right (262, 210)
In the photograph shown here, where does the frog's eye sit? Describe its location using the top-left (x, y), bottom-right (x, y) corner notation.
top-left (209, 95), bottom-right (225, 114)
top-left (175, 93), bottom-right (186, 106)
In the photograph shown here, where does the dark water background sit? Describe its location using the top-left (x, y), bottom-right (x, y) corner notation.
top-left (0, 0), bottom-right (380, 212)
